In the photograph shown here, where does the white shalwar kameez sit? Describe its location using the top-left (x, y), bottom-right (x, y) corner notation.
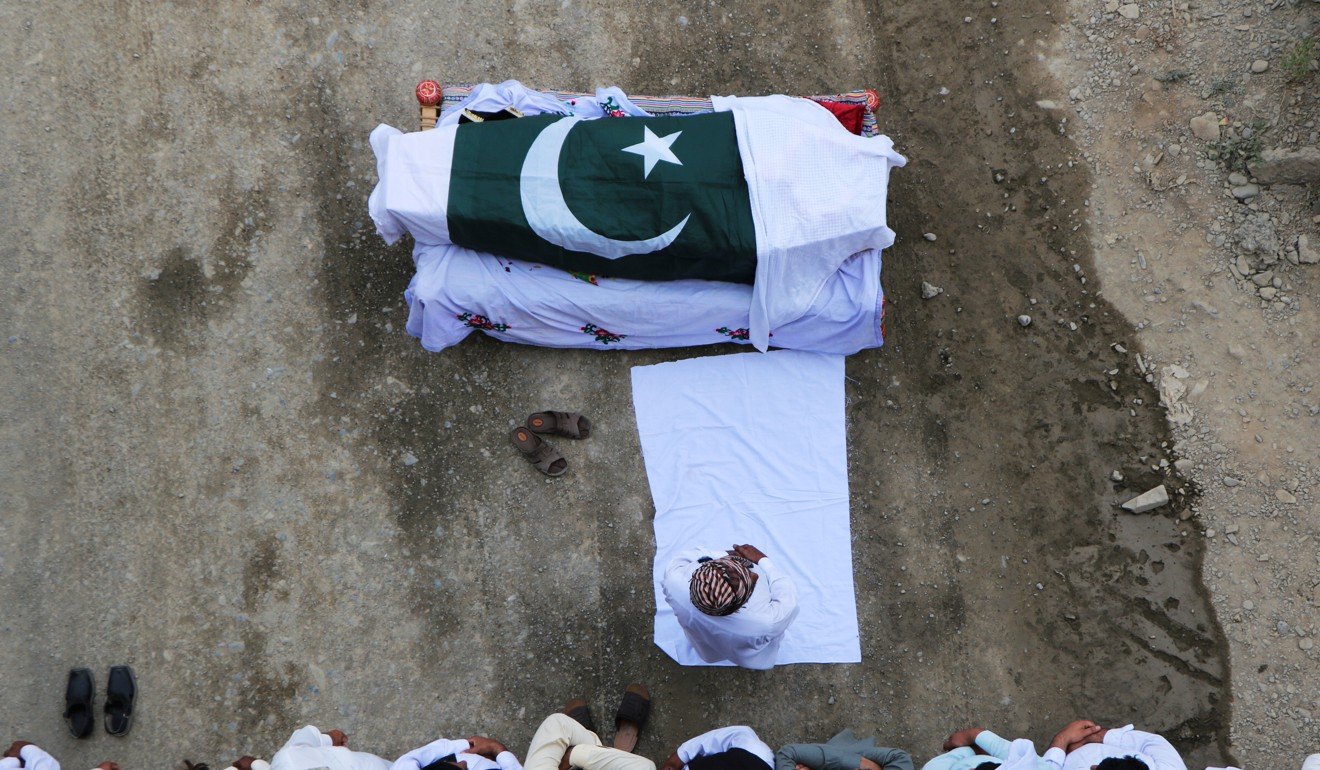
top-left (0, 745), bottom-right (60, 770)
top-left (661, 548), bottom-right (800, 670)
top-left (269, 726), bottom-right (391, 770)
top-left (391, 738), bottom-right (523, 770)
top-left (1041, 726), bottom-right (1186, 770)
top-left (677, 726), bottom-right (776, 769)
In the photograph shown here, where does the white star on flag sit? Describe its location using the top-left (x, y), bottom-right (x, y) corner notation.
top-left (622, 127), bottom-right (683, 179)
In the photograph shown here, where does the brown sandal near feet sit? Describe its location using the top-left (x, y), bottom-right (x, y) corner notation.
top-left (612, 683), bottom-right (651, 752)
top-left (563, 698), bottom-right (597, 733)
top-left (527, 411), bottom-right (592, 439)
top-left (510, 427), bottom-right (568, 477)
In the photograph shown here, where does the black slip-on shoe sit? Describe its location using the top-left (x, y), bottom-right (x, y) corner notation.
top-left (104, 665), bottom-right (136, 736)
top-left (64, 667), bottom-right (95, 739)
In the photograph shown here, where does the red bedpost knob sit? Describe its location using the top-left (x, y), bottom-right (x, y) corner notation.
top-left (416, 80), bottom-right (442, 107)
top-left (417, 80), bottom-right (442, 131)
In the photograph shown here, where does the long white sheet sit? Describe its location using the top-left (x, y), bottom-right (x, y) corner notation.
top-left (632, 351), bottom-right (861, 666)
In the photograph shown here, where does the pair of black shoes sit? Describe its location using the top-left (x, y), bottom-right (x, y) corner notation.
top-left (65, 666), bottom-right (135, 739)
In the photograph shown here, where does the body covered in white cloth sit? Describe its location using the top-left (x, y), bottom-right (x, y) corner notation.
top-left (404, 243), bottom-right (884, 354)
top-left (369, 82), bottom-right (906, 350)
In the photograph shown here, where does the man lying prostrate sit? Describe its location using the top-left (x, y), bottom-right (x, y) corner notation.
top-left (922, 726), bottom-right (1050, 770)
top-left (391, 736), bottom-right (520, 770)
top-left (2, 742), bottom-right (119, 770)
top-left (232, 725), bottom-right (389, 770)
top-left (1041, 721), bottom-right (1186, 770)
top-left (660, 726), bottom-right (775, 770)
top-left (661, 544), bottom-right (799, 670)
top-left (775, 730), bottom-right (912, 770)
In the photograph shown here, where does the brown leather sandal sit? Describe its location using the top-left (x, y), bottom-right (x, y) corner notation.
top-left (527, 411), bottom-right (592, 439)
top-left (510, 427), bottom-right (568, 477)
top-left (563, 698), bottom-right (597, 733)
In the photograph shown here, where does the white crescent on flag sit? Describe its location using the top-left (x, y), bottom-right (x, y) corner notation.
top-left (519, 116), bottom-right (691, 260)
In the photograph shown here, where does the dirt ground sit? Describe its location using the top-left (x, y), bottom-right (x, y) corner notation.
top-left (6, 0), bottom-right (1313, 768)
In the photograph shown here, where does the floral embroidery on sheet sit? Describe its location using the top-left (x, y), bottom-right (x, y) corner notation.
top-left (569, 271), bottom-right (601, 286)
top-left (458, 312), bottom-right (510, 332)
top-left (600, 96), bottom-right (627, 118)
top-left (580, 323), bottom-right (626, 344)
top-left (716, 326), bottom-right (751, 341)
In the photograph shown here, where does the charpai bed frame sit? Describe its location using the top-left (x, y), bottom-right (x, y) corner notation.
top-left (413, 79), bottom-right (883, 136)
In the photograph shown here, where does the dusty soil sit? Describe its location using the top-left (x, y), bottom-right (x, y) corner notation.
top-left (7, 0), bottom-right (1303, 768)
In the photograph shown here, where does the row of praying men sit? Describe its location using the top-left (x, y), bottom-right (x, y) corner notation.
top-left (4, 697), bottom-right (1201, 770)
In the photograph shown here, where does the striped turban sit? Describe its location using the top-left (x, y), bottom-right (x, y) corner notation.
top-left (689, 555), bottom-right (756, 616)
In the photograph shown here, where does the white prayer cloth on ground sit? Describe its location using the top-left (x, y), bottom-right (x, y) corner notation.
top-left (404, 243), bottom-right (884, 354)
top-left (632, 350), bottom-right (860, 666)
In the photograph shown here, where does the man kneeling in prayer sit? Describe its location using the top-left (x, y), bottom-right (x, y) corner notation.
top-left (661, 544), bottom-right (799, 670)
top-left (660, 726), bottom-right (775, 770)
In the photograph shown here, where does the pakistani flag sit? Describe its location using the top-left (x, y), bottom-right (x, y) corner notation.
top-left (369, 92), bottom-right (907, 350)
top-left (373, 113), bottom-right (758, 284)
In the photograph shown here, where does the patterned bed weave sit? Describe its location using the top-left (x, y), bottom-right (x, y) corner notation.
top-left (439, 83), bottom-right (882, 138)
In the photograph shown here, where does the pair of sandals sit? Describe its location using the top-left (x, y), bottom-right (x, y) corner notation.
top-left (65, 666), bottom-right (136, 739)
top-left (562, 683), bottom-right (651, 755)
top-left (510, 411), bottom-right (592, 477)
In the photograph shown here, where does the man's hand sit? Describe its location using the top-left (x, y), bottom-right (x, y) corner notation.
top-left (1067, 727), bottom-right (1108, 752)
top-left (729, 544), bottom-right (767, 564)
top-left (941, 728), bottom-right (984, 752)
top-left (1049, 720), bottom-right (1100, 751)
top-left (796, 764), bottom-right (812, 770)
top-left (661, 752), bottom-right (685, 770)
top-left (327, 730), bottom-right (348, 748)
top-left (4, 743), bottom-right (32, 760)
top-left (95, 762), bottom-right (121, 770)
top-left (234, 757), bottom-right (258, 770)
top-left (467, 736), bottom-right (507, 758)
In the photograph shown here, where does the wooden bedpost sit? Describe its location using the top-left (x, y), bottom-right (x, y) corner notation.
top-left (417, 79), bottom-right (441, 131)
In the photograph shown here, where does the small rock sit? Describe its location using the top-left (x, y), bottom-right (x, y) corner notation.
top-left (1298, 234), bottom-right (1318, 265)
top-left (1224, 524), bottom-right (1239, 534)
top-left (1118, 3), bottom-right (1140, 19)
top-left (1190, 112), bottom-right (1221, 142)
top-left (1228, 171), bottom-right (1249, 186)
top-left (1242, 600), bottom-right (1254, 610)
top-left (1017, 314), bottom-right (1032, 327)
top-left (1250, 59), bottom-right (1269, 74)
top-left (1111, 470), bottom-right (1124, 482)
top-left (1232, 183), bottom-right (1261, 200)
top-left (1302, 639), bottom-right (1315, 651)
top-left (1275, 489), bottom-right (1297, 504)
top-left (1223, 476), bottom-right (1242, 487)
top-left (1250, 270), bottom-right (1275, 287)
top-left (1122, 484), bottom-right (1170, 513)
top-left (401, 452), bottom-right (419, 467)
top-left (1259, 286), bottom-right (1278, 300)
top-left (921, 281), bottom-right (944, 299)
top-left (923, 232), bottom-right (938, 242)
top-left (1174, 458), bottom-right (1193, 474)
